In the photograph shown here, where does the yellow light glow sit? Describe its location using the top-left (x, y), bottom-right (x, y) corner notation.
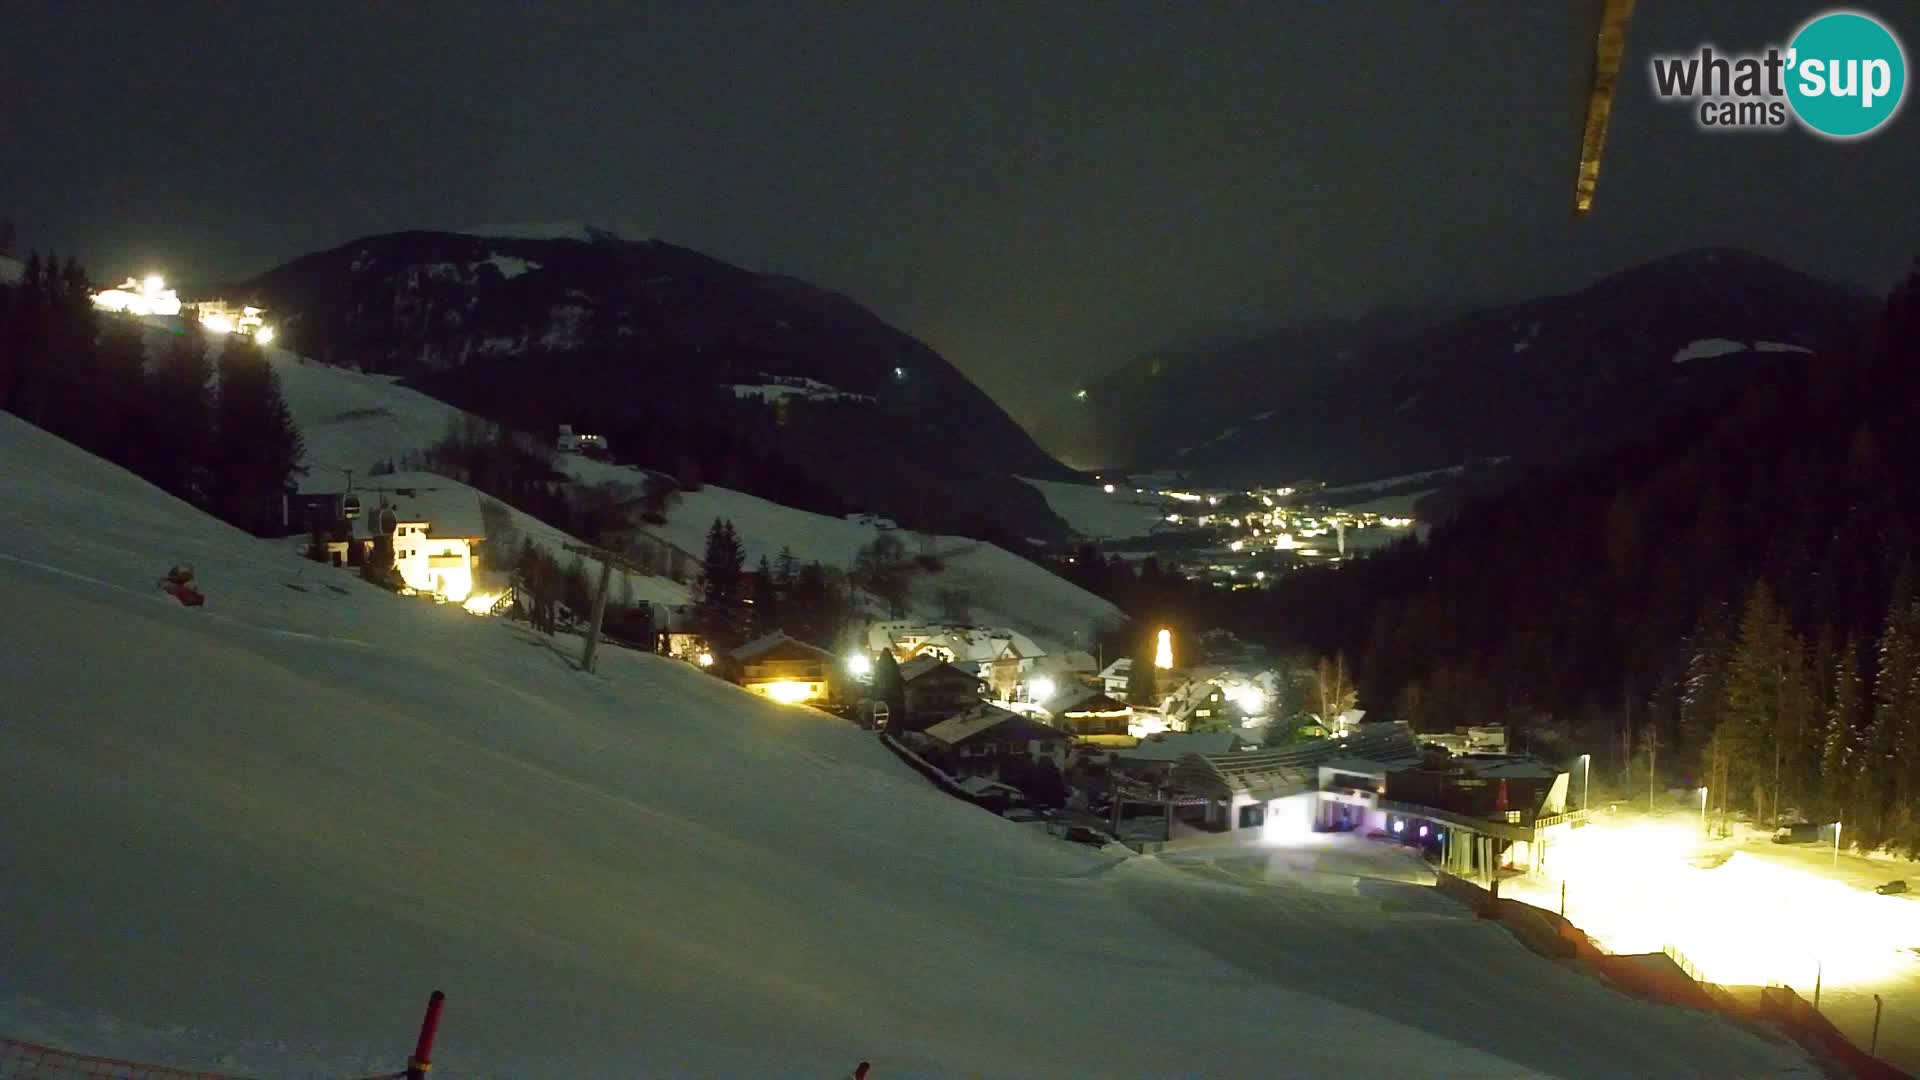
top-left (763, 680), bottom-right (814, 704)
top-left (255, 325), bottom-right (276, 345)
top-left (201, 313), bottom-right (235, 335)
top-left (90, 275), bottom-right (181, 317)
top-left (1128, 713), bottom-right (1169, 739)
top-left (1154, 628), bottom-right (1173, 670)
top-left (1506, 814), bottom-right (1918, 993)
top-left (461, 589), bottom-right (503, 615)
top-left (696, 651), bottom-right (715, 668)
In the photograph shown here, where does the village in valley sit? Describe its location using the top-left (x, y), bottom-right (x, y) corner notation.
top-left (245, 349), bottom-right (1572, 884)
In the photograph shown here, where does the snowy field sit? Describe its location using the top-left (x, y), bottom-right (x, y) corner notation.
top-left (1017, 476), bottom-right (1169, 542)
top-left (0, 414), bottom-right (1817, 1077)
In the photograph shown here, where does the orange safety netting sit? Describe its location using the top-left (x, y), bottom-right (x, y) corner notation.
top-left (0, 1037), bottom-right (403, 1080)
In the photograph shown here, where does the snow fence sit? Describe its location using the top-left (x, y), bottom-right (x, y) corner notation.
top-left (0, 992), bottom-right (444, 1080)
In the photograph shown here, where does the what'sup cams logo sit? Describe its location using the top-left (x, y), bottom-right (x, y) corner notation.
top-left (1650, 9), bottom-right (1907, 138)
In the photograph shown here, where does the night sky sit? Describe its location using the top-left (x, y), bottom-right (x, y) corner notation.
top-left (4, 2), bottom-right (1916, 424)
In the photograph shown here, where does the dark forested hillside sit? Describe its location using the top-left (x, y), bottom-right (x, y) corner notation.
top-left (241, 229), bottom-right (1075, 543)
top-left (1261, 260), bottom-right (1920, 852)
top-left (1041, 249), bottom-right (1871, 491)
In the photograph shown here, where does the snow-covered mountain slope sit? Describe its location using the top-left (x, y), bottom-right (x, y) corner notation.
top-left (261, 332), bottom-right (1119, 648)
top-left (0, 413), bottom-right (1815, 1077)
top-left (247, 341), bottom-right (690, 606)
top-left (1017, 476), bottom-right (1170, 542)
top-left (579, 464), bottom-right (1122, 650)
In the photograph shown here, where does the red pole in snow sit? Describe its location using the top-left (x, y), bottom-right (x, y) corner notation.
top-left (406, 990), bottom-right (446, 1080)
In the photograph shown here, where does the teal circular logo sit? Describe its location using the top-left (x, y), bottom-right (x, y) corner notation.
top-left (1786, 11), bottom-right (1907, 138)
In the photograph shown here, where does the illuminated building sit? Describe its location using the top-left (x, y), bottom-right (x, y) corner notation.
top-left (728, 631), bottom-right (838, 706)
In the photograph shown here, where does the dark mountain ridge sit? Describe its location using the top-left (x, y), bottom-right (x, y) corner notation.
top-left (1046, 248), bottom-right (1874, 492)
top-left (241, 229), bottom-right (1076, 543)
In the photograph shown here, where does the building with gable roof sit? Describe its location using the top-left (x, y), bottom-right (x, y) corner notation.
top-left (921, 703), bottom-right (1071, 782)
top-left (727, 631), bottom-right (839, 705)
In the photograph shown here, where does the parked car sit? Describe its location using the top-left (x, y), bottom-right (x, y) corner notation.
top-left (1877, 880), bottom-right (1909, 896)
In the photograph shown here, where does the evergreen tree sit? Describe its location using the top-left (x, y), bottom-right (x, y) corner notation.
top-left (774, 546), bottom-right (799, 592)
top-left (1721, 582), bottom-right (1791, 819)
top-left (1873, 591), bottom-right (1920, 853)
top-left (1822, 638), bottom-right (1863, 825)
top-left (872, 648), bottom-right (906, 719)
top-left (144, 320), bottom-right (214, 500)
top-left (207, 336), bottom-right (304, 534)
top-left (786, 560), bottom-right (839, 647)
top-left (694, 517), bottom-right (747, 650)
top-left (1679, 601), bottom-right (1735, 761)
top-left (1128, 629), bottom-right (1160, 708)
top-left (90, 314), bottom-right (150, 469)
top-left (749, 555), bottom-right (781, 639)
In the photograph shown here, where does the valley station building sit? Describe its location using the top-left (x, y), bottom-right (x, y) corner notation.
top-left (1138, 721), bottom-right (1577, 880)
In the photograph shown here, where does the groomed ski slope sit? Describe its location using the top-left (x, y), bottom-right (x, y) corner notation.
top-left (0, 414), bottom-right (1814, 1078)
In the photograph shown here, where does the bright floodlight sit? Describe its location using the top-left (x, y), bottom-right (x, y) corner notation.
top-left (847, 652), bottom-right (872, 677)
top-left (1103, 483), bottom-right (1115, 494)
top-left (765, 680), bottom-right (812, 704)
top-left (1233, 686), bottom-right (1266, 714)
top-left (255, 325), bottom-right (276, 345)
top-left (696, 651), bottom-right (714, 668)
top-left (1029, 676), bottom-right (1056, 703)
top-left (1154, 628), bottom-right (1173, 670)
top-left (201, 313), bottom-right (235, 335)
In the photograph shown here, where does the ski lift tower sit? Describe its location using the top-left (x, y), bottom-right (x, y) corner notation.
top-left (563, 541), bottom-right (650, 674)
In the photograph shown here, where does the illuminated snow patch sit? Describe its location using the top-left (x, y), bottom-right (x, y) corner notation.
top-left (1672, 338), bottom-right (1748, 364)
top-left (483, 254), bottom-right (540, 279)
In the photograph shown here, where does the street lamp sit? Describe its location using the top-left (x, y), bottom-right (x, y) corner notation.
top-left (1834, 819), bottom-right (1843, 869)
top-left (1579, 754), bottom-right (1591, 814)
